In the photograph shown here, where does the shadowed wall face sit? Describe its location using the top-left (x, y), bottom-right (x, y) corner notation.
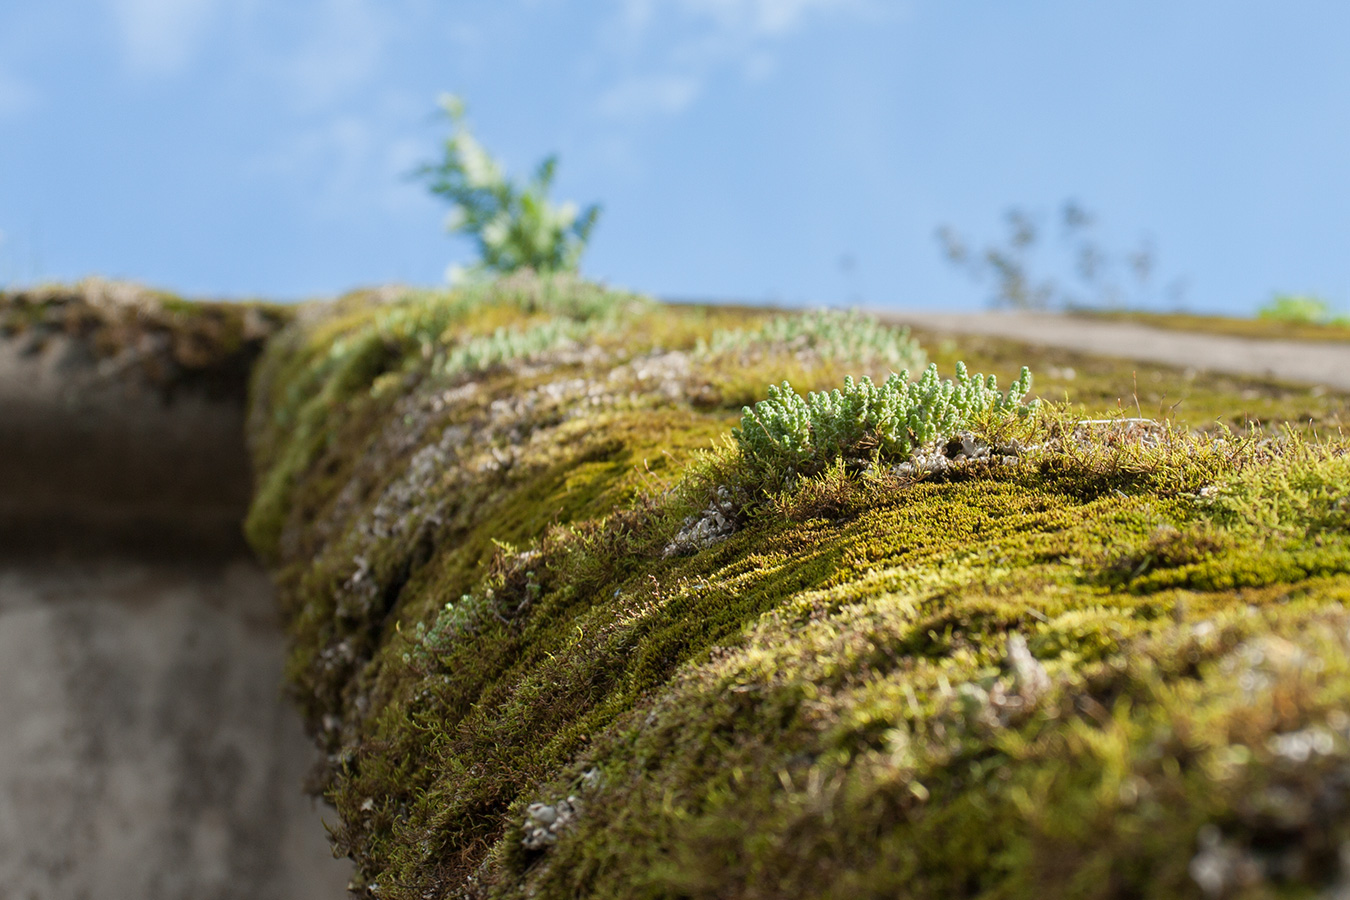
top-left (0, 337), bottom-right (253, 557)
top-left (0, 284), bottom-right (285, 558)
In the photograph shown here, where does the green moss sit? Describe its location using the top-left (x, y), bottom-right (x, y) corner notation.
top-left (919, 330), bottom-right (1350, 434)
top-left (245, 281), bottom-right (1350, 899)
top-left (0, 279), bottom-right (291, 399)
top-left (1082, 308), bottom-right (1350, 344)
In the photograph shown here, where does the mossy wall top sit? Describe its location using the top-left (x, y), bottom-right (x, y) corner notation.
top-left (1, 279), bottom-right (290, 400)
top-left (246, 274), bottom-right (1350, 900)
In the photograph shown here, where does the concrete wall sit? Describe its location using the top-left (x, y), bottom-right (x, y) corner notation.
top-left (0, 333), bottom-right (351, 899)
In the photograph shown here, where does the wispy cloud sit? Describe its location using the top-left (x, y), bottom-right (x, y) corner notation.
top-left (599, 0), bottom-right (875, 118)
top-left (108, 0), bottom-right (222, 75)
top-left (598, 74), bottom-right (701, 118)
top-left (0, 71), bottom-right (37, 117)
top-left (106, 0), bottom-right (394, 102)
top-left (643, 0), bottom-right (868, 37)
top-left (249, 108), bottom-right (430, 218)
top-left (283, 0), bottom-right (392, 109)
top-left (102, 0), bottom-right (415, 220)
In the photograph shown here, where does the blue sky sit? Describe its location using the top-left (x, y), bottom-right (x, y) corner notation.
top-left (0, 1), bottom-right (1347, 313)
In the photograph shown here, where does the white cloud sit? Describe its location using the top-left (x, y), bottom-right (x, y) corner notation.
top-left (106, 0), bottom-right (393, 99)
top-left (251, 116), bottom-right (374, 211)
top-left (284, 0), bottom-right (392, 109)
top-left (249, 108), bottom-right (429, 217)
top-left (108, 0), bottom-right (222, 75)
top-left (445, 22), bottom-right (482, 49)
top-left (0, 71), bottom-right (37, 117)
top-left (612, 0), bottom-right (867, 47)
top-left (599, 0), bottom-right (873, 119)
top-left (663, 0), bottom-right (866, 37)
top-left (598, 75), bottom-right (701, 118)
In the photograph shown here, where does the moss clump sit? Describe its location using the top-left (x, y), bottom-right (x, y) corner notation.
top-left (246, 277), bottom-right (1350, 899)
top-left (0, 277), bottom-right (290, 400)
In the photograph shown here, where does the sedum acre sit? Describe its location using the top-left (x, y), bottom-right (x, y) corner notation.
top-left (442, 319), bottom-right (585, 376)
top-left (735, 361), bottom-right (1036, 477)
top-left (702, 308), bottom-right (926, 371)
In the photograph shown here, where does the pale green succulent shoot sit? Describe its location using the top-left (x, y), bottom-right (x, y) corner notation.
top-left (702, 309), bottom-right (926, 372)
top-left (735, 362), bottom-right (1037, 477)
top-left (441, 319), bottom-right (587, 376)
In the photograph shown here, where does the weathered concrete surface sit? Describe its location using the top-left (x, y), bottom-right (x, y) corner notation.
top-left (883, 311), bottom-right (1350, 390)
top-left (0, 556), bottom-right (351, 900)
top-left (0, 328), bottom-right (351, 898)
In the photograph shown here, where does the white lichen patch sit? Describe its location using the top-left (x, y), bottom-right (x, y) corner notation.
top-left (890, 431), bottom-right (1023, 478)
top-left (521, 796), bottom-right (581, 851)
top-left (1072, 417), bottom-right (1165, 448)
top-left (664, 486), bottom-right (738, 557)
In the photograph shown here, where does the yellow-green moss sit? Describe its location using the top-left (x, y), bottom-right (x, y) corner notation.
top-left (919, 330), bottom-right (1349, 434)
top-left (1082, 309), bottom-right (1350, 345)
top-left (246, 277), bottom-right (1350, 899)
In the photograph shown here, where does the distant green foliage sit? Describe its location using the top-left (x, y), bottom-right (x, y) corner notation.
top-left (702, 309), bottom-right (926, 370)
top-left (735, 362), bottom-right (1036, 478)
top-left (438, 272), bottom-right (653, 375)
top-left (1258, 293), bottom-right (1349, 327)
top-left (419, 95), bottom-right (601, 281)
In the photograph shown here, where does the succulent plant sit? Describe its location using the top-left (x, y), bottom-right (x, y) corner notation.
top-left (702, 309), bottom-right (925, 372)
top-left (735, 362), bottom-right (1037, 477)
